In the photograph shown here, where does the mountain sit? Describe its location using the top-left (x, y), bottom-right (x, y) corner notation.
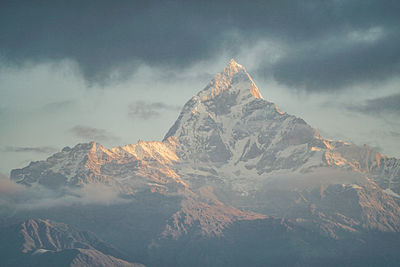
top-left (0, 218), bottom-right (144, 267)
top-left (165, 59), bottom-right (399, 194)
top-left (4, 59), bottom-right (400, 266)
top-left (160, 59), bottom-right (400, 236)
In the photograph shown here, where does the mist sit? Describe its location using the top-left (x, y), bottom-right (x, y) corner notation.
top-left (0, 174), bottom-right (128, 212)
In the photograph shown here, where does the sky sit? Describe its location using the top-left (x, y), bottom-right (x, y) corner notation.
top-left (0, 0), bottom-right (399, 175)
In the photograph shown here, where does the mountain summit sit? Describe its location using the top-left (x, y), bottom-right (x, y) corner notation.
top-left (196, 58), bottom-right (263, 102)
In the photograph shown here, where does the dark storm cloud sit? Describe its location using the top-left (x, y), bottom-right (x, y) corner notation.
top-left (349, 93), bottom-right (400, 116)
top-left (70, 125), bottom-right (120, 142)
top-left (0, 0), bottom-right (228, 83)
top-left (271, 32), bottom-right (400, 91)
top-left (2, 146), bottom-right (58, 154)
top-left (128, 101), bottom-right (181, 120)
top-left (1, 0), bottom-right (400, 90)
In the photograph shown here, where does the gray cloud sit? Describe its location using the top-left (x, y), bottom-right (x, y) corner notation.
top-left (1, 0), bottom-right (399, 90)
top-left (128, 101), bottom-right (181, 120)
top-left (70, 125), bottom-right (120, 143)
top-left (2, 146), bottom-right (58, 154)
top-left (349, 92), bottom-right (400, 116)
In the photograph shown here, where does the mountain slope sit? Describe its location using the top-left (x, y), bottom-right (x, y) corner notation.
top-left (0, 218), bottom-right (144, 267)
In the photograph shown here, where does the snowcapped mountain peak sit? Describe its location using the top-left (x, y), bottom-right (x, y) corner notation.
top-left (196, 59), bottom-right (263, 104)
top-left (163, 60), bottom-right (284, 145)
top-left (226, 58), bottom-right (244, 73)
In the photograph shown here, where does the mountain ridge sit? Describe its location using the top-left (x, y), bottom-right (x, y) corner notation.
top-left (0, 218), bottom-right (144, 267)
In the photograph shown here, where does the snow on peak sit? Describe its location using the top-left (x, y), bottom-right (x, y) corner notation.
top-left (196, 59), bottom-right (263, 103)
top-left (226, 58), bottom-right (245, 74)
top-left (163, 60), bottom-right (275, 140)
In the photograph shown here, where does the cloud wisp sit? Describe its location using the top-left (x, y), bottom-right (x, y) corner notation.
top-left (0, 174), bottom-right (128, 211)
top-left (69, 125), bottom-right (120, 143)
top-left (128, 101), bottom-right (181, 120)
top-left (348, 92), bottom-right (400, 117)
top-left (2, 146), bottom-right (58, 154)
top-left (41, 100), bottom-right (76, 111)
